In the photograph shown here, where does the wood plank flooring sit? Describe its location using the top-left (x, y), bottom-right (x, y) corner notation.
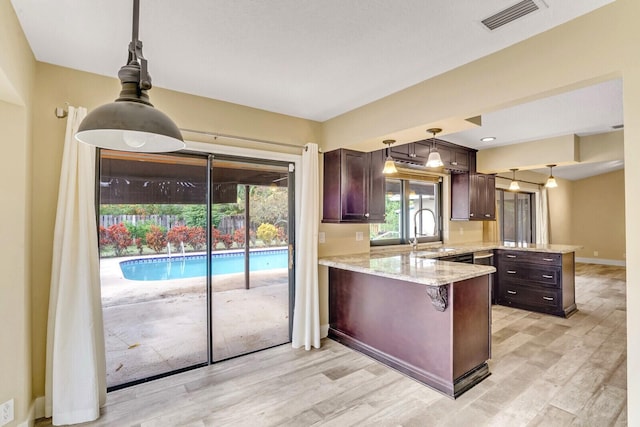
top-left (37, 263), bottom-right (627, 426)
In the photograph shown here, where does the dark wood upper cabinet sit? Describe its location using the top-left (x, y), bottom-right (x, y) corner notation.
top-left (451, 172), bottom-right (496, 221)
top-left (322, 148), bottom-right (385, 223)
top-left (389, 142), bottom-right (429, 164)
top-left (436, 143), bottom-right (469, 173)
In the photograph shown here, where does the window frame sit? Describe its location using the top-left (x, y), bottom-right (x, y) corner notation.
top-left (496, 188), bottom-right (536, 244)
top-left (370, 178), bottom-right (443, 246)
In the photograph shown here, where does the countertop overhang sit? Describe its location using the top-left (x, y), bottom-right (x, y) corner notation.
top-left (318, 241), bottom-right (581, 287)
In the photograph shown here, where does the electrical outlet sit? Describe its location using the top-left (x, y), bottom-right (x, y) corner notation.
top-left (318, 232), bottom-right (325, 244)
top-left (593, 251), bottom-right (599, 257)
top-left (0, 399), bottom-right (14, 427)
top-left (355, 231), bottom-right (363, 241)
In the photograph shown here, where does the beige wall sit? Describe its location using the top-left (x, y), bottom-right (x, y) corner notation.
top-left (547, 177), bottom-right (573, 245)
top-left (0, 0), bottom-right (35, 425)
top-left (571, 170), bottom-right (626, 261)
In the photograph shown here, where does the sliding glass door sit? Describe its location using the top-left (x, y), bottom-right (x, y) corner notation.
top-left (497, 189), bottom-right (535, 244)
top-left (210, 157), bottom-right (293, 361)
top-left (99, 151), bottom-right (209, 389)
top-left (99, 151), bottom-right (294, 389)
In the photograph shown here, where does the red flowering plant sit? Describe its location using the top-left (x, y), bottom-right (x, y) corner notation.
top-left (107, 223), bottom-right (133, 256)
top-left (187, 226), bottom-right (206, 251)
top-left (167, 225), bottom-right (190, 251)
top-left (145, 225), bottom-right (167, 253)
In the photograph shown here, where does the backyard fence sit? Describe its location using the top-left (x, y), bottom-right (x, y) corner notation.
top-left (100, 215), bottom-right (183, 229)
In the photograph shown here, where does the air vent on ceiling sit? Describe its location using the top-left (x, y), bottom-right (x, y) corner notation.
top-left (482, 0), bottom-right (541, 31)
top-left (612, 124), bottom-right (624, 130)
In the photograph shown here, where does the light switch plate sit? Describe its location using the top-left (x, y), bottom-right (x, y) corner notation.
top-left (318, 232), bottom-right (325, 243)
top-left (356, 231), bottom-right (363, 241)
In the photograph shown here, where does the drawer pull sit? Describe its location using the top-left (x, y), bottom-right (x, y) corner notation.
top-left (485, 214), bottom-right (491, 217)
top-left (507, 290), bottom-right (517, 295)
top-left (506, 254), bottom-right (517, 258)
top-left (543, 258), bottom-right (554, 261)
top-left (507, 270), bottom-right (517, 274)
top-left (542, 296), bottom-right (554, 301)
top-left (542, 274), bottom-right (554, 279)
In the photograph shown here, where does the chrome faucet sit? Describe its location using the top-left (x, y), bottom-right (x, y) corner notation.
top-left (412, 207), bottom-right (436, 250)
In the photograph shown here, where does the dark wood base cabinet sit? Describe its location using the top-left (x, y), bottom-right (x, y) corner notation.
top-left (495, 250), bottom-right (577, 317)
top-left (328, 268), bottom-right (491, 398)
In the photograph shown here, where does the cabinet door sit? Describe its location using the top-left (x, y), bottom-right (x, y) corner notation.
top-left (484, 175), bottom-right (496, 220)
top-left (389, 143), bottom-right (413, 161)
top-left (451, 148), bottom-right (469, 172)
top-left (435, 143), bottom-right (452, 166)
top-left (340, 150), bottom-right (368, 221)
top-left (469, 174), bottom-right (485, 220)
top-left (367, 150), bottom-right (386, 222)
top-left (412, 142), bottom-right (430, 163)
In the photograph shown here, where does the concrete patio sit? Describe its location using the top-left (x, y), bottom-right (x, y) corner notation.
top-left (100, 255), bottom-right (290, 388)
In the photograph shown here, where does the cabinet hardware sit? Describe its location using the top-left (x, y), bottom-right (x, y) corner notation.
top-left (542, 296), bottom-right (554, 301)
top-left (507, 270), bottom-right (517, 274)
top-left (451, 161), bottom-right (458, 166)
top-left (364, 213), bottom-right (370, 218)
top-left (506, 254), bottom-right (516, 258)
top-left (507, 290), bottom-right (517, 294)
top-left (542, 274), bottom-right (553, 279)
top-left (469, 213), bottom-right (474, 217)
top-left (543, 258), bottom-right (554, 261)
top-left (485, 214), bottom-right (491, 217)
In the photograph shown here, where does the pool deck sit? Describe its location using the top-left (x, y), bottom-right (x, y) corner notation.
top-left (100, 254), bottom-right (290, 388)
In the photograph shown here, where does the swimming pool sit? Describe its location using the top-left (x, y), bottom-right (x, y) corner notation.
top-left (119, 249), bottom-right (288, 281)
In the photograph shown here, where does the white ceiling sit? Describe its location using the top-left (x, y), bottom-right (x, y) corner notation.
top-left (11, 0), bottom-right (622, 179)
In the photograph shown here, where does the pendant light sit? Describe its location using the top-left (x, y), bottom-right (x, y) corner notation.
top-left (509, 168), bottom-right (520, 191)
top-left (545, 164), bottom-right (558, 188)
top-left (382, 140), bottom-right (399, 174)
top-left (75, 0), bottom-right (185, 153)
top-left (425, 128), bottom-right (444, 168)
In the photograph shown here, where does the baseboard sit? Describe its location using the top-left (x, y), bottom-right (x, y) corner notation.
top-left (576, 257), bottom-right (626, 267)
top-left (34, 396), bottom-right (45, 420)
top-left (321, 323), bottom-right (329, 338)
top-left (16, 396), bottom-right (40, 427)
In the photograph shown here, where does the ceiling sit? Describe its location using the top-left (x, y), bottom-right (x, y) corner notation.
top-left (11, 0), bottom-right (621, 180)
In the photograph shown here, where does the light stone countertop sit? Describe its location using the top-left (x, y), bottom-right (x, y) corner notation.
top-left (319, 252), bottom-right (496, 287)
top-left (319, 241), bottom-right (582, 287)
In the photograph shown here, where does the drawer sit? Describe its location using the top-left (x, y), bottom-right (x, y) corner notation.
top-left (497, 250), bottom-right (561, 266)
top-left (497, 283), bottom-right (561, 312)
top-left (498, 262), bottom-right (561, 287)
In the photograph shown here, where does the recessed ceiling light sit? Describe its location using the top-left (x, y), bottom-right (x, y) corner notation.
top-left (480, 137), bottom-right (496, 142)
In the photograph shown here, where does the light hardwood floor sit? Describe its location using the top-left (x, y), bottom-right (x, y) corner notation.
top-left (37, 263), bottom-right (627, 426)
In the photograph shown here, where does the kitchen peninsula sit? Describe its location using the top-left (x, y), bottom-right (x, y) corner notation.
top-left (319, 242), bottom-right (581, 398)
top-left (320, 250), bottom-right (496, 398)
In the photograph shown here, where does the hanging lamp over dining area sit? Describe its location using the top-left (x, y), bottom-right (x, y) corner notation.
top-left (75, 0), bottom-right (185, 153)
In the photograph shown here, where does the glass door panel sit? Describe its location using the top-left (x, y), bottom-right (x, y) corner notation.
top-left (210, 158), bottom-right (292, 361)
top-left (99, 150), bottom-right (209, 389)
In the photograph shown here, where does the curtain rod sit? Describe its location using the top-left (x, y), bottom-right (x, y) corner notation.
top-left (180, 127), bottom-right (310, 151)
top-left (495, 175), bottom-right (543, 186)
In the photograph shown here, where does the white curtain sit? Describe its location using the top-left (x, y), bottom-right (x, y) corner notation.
top-left (45, 107), bottom-right (106, 425)
top-left (291, 143), bottom-right (321, 350)
top-left (536, 186), bottom-right (550, 244)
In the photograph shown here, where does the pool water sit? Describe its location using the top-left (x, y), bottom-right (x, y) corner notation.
top-left (119, 249), bottom-right (288, 281)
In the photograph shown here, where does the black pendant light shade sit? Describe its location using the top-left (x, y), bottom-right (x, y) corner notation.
top-left (75, 0), bottom-right (184, 153)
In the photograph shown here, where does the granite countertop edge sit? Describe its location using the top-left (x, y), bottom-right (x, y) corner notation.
top-left (318, 241), bottom-right (581, 287)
